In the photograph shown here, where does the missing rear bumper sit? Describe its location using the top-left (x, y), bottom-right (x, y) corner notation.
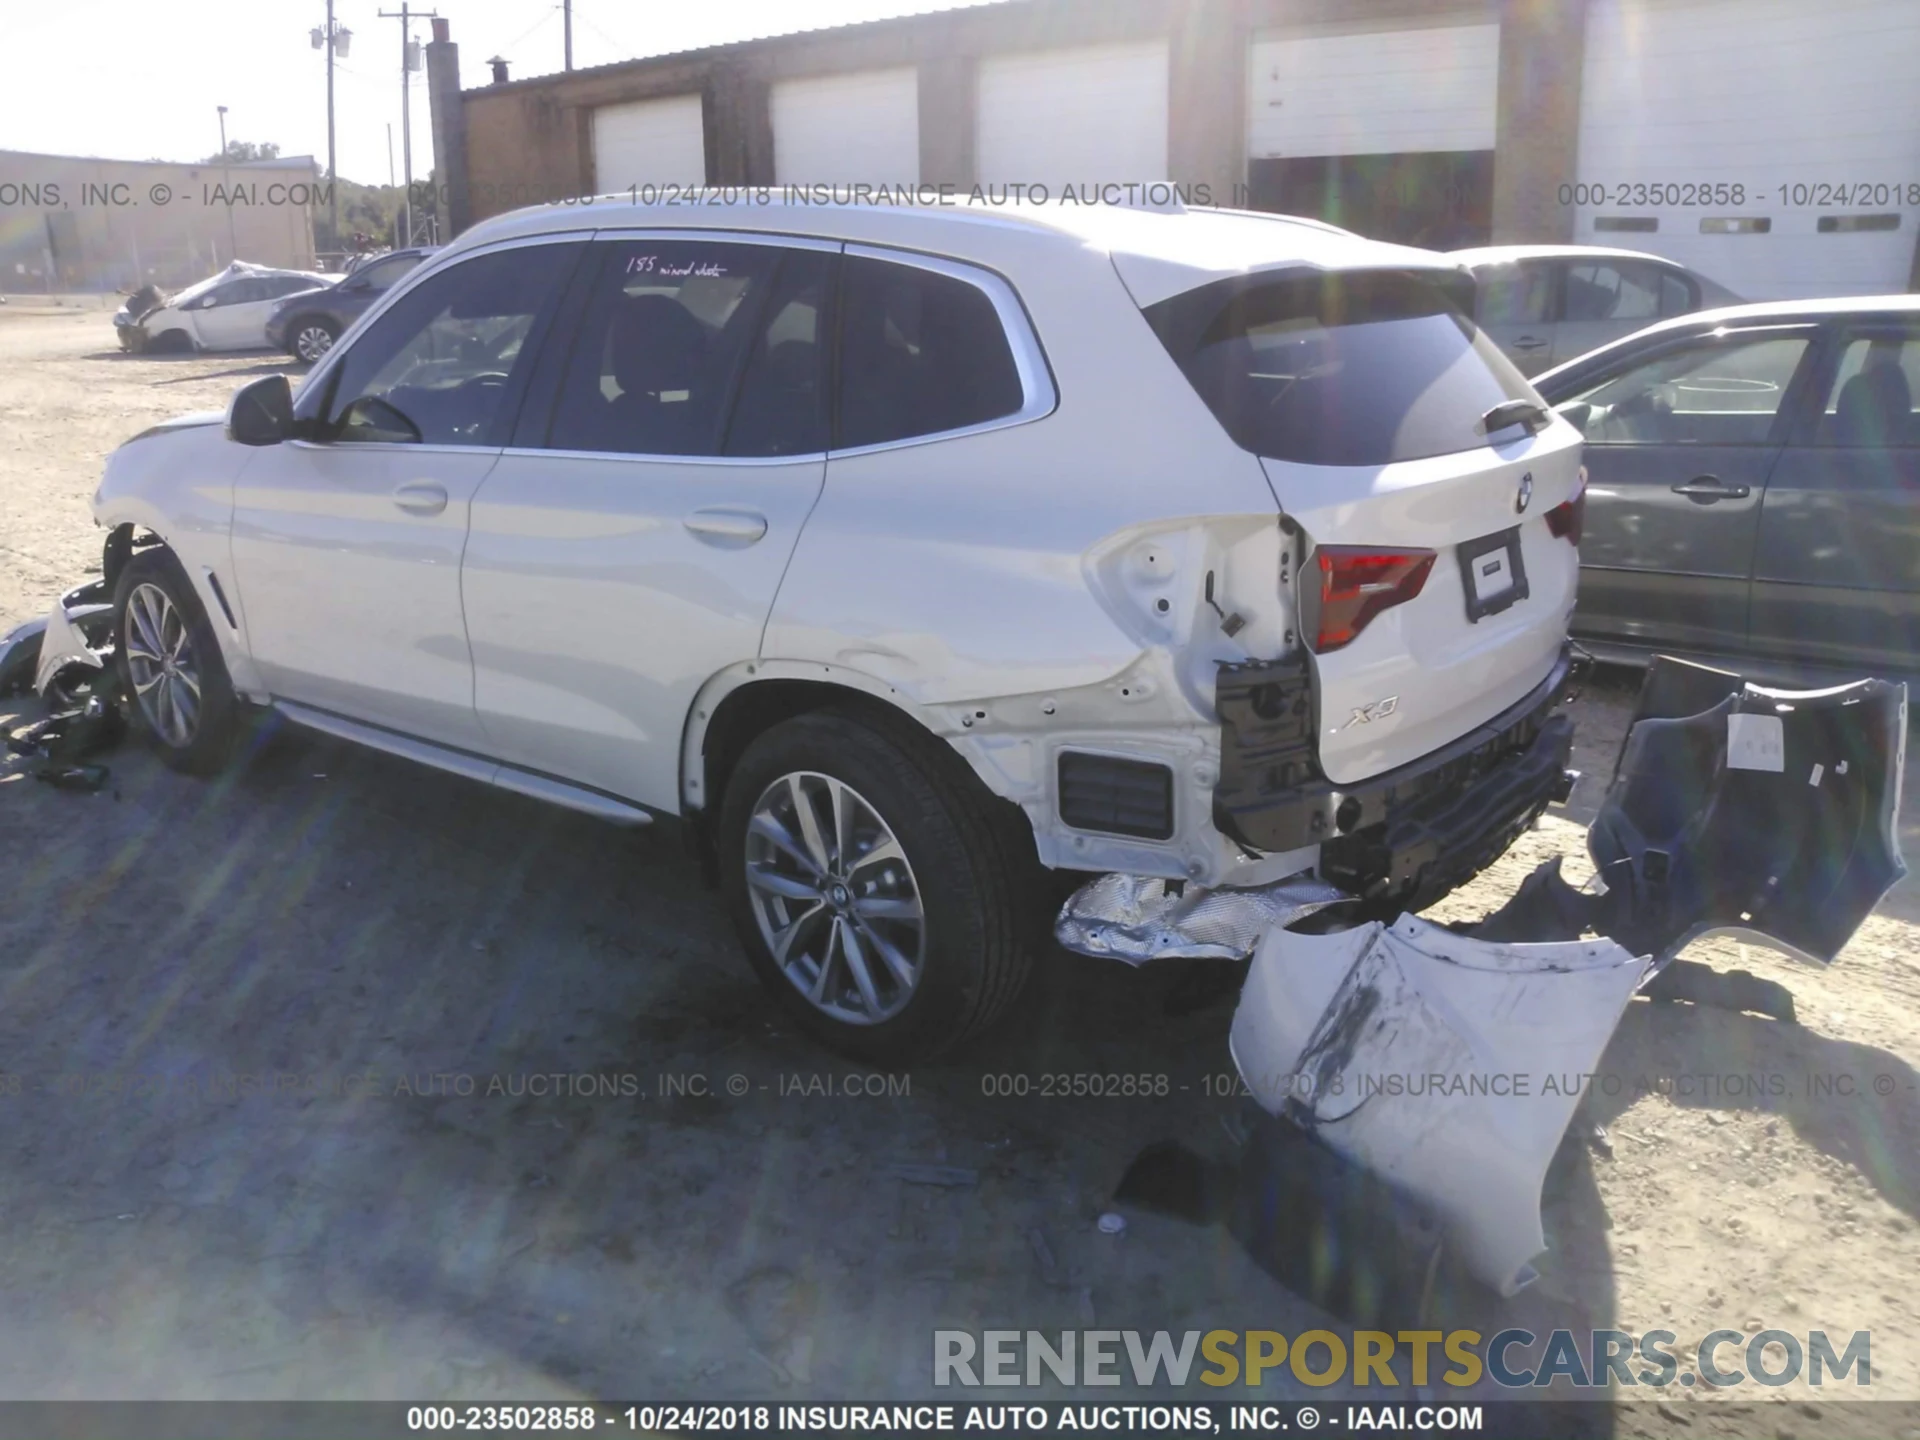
top-left (1215, 648), bottom-right (1578, 915)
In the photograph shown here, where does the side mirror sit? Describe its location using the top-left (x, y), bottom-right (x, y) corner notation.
top-left (228, 374), bottom-right (295, 446)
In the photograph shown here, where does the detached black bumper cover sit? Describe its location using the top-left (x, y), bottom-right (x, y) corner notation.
top-left (1475, 655), bottom-right (1908, 964)
top-left (1215, 649), bottom-right (1575, 914)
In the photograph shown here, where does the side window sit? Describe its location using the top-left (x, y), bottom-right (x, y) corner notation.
top-left (545, 241), bottom-right (782, 456)
top-left (220, 278), bottom-right (269, 305)
top-left (835, 254), bottom-right (1026, 449)
top-left (1658, 269), bottom-right (1698, 318)
top-left (1813, 332), bottom-right (1920, 448)
top-left (1571, 333), bottom-right (1811, 446)
top-left (1564, 260), bottom-right (1662, 323)
top-left (322, 243), bottom-right (578, 447)
top-left (1476, 262), bottom-right (1554, 325)
top-left (360, 255), bottom-right (423, 293)
top-left (723, 250), bottom-right (832, 457)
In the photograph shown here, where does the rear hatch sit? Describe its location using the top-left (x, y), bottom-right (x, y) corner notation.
top-left (1144, 266), bottom-right (1585, 786)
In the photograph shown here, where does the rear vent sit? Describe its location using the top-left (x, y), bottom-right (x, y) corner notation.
top-left (1057, 752), bottom-right (1175, 841)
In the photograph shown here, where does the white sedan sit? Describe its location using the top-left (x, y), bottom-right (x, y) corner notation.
top-left (115, 261), bottom-right (340, 354)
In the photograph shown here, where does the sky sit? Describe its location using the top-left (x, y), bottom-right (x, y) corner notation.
top-left (0, 0), bottom-right (1006, 186)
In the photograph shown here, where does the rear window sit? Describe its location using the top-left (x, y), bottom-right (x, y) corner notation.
top-left (1144, 269), bottom-right (1538, 466)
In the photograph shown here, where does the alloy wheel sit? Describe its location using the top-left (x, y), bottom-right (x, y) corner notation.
top-left (123, 582), bottom-right (200, 748)
top-left (294, 325), bottom-right (334, 362)
top-left (743, 770), bottom-right (926, 1025)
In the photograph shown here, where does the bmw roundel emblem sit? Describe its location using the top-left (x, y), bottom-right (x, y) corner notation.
top-left (1516, 472), bottom-right (1534, 514)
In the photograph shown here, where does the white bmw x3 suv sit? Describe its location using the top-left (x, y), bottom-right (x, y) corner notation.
top-left (76, 197), bottom-right (1585, 1061)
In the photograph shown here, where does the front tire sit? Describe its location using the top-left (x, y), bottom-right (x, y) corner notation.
top-left (718, 708), bottom-right (1036, 1065)
top-left (112, 548), bottom-right (241, 776)
top-left (290, 318), bottom-right (338, 363)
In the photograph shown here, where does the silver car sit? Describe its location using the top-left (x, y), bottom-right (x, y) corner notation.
top-left (1534, 295), bottom-right (1920, 680)
top-left (1453, 245), bottom-right (1740, 375)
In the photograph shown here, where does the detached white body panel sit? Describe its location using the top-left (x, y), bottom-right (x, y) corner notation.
top-left (1230, 914), bottom-right (1649, 1296)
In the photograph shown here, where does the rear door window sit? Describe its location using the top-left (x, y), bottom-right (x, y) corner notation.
top-left (1145, 268), bottom-right (1538, 466)
top-left (1658, 268), bottom-right (1699, 318)
top-left (1811, 330), bottom-right (1920, 448)
top-left (544, 240), bottom-right (783, 457)
top-left (1476, 261), bottom-right (1555, 325)
top-left (1563, 260), bottom-right (1663, 323)
top-left (834, 254), bottom-right (1026, 449)
top-left (723, 250), bottom-right (832, 457)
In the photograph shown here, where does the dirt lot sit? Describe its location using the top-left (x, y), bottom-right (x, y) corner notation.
top-left (3, 299), bottom-right (1919, 1423)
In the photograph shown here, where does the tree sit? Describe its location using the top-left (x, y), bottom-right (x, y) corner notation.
top-left (203, 139), bottom-right (283, 165)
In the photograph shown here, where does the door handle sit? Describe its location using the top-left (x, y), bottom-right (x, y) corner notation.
top-left (683, 507), bottom-right (769, 546)
top-left (1513, 335), bottom-right (1549, 351)
top-left (392, 481), bottom-right (448, 515)
top-left (1670, 475), bottom-right (1752, 504)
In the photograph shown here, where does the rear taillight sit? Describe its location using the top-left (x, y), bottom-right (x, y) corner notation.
top-left (1311, 546), bottom-right (1437, 653)
top-left (1546, 467), bottom-right (1586, 545)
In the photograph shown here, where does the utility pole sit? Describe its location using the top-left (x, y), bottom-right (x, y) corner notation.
top-left (564, 0), bottom-right (573, 70)
top-left (311, 5), bottom-right (351, 253)
top-left (379, 3), bottom-right (435, 248)
top-left (216, 105), bottom-right (237, 263)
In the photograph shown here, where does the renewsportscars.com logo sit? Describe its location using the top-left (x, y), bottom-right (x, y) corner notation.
top-left (933, 1329), bottom-right (1872, 1390)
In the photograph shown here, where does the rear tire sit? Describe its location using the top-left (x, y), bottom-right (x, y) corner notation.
top-left (718, 707), bottom-right (1037, 1065)
top-left (112, 548), bottom-right (241, 776)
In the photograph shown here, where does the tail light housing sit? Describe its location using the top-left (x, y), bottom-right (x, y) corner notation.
top-left (1546, 467), bottom-right (1586, 545)
top-left (1310, 546), bottom-right (1437, 653)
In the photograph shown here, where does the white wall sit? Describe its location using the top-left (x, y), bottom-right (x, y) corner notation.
top-left (1576, 0), bottom-right (1920, 298)
top-left (1247, 23), bottom-right (1501, 159)
top-left (975, 41), bottom-right (1170, 187)
top-left (592, 94), bottom-right (708, 192)
top-left (772, 69), bottom-right (921, 185)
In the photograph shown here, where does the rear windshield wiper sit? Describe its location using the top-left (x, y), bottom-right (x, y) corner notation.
top-left (1481, 399), bottom-right (1550, 436)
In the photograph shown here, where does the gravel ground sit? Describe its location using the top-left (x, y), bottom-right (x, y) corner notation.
top-left (3, 300), bottom-right (1917, 1422)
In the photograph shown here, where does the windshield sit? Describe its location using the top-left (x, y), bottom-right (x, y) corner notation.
top-left (1145, 268), bottom-right (1541, 466)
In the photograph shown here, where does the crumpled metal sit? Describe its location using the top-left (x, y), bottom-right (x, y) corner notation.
top-left (1055, 871), bottom-right (1353, 964)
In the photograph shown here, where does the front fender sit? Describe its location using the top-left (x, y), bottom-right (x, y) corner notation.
top-left (92, 420), bottom-right (264, 698)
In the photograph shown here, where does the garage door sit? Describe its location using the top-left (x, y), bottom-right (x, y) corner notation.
top-left (593, 95), bottom-right (707, 193)
top-left (1576, 0), bottom-right (1920, 299)
top-left (772, 69), bottom-right (920, 185)
top-left (975, 42), bottom-right (1169, 188)
top-left (1248, 23), bottom-right (1499, 159)
top-left (1245, 23), bottom-right (1499, 246)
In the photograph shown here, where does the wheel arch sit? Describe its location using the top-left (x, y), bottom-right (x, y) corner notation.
top-left (680, 661), bottom-right (1039, 882)
top-left (95, 521), bottom-right (261, 699)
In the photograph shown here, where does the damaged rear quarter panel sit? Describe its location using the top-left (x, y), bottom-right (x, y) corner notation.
top-left (757, 236), bottom-right (1304, 885)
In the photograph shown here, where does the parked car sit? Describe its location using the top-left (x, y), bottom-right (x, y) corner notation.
top-left (1452, 245), bottom-right (1740, 376)
top-left (266, 247), bottom-right (438, 363)
top-left (1534, 295), bottom-right (1920, 680)
top-left (114, 261), bottom-right (339, 354)
top-left (67, 199), bottom-right (1584, 1061)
